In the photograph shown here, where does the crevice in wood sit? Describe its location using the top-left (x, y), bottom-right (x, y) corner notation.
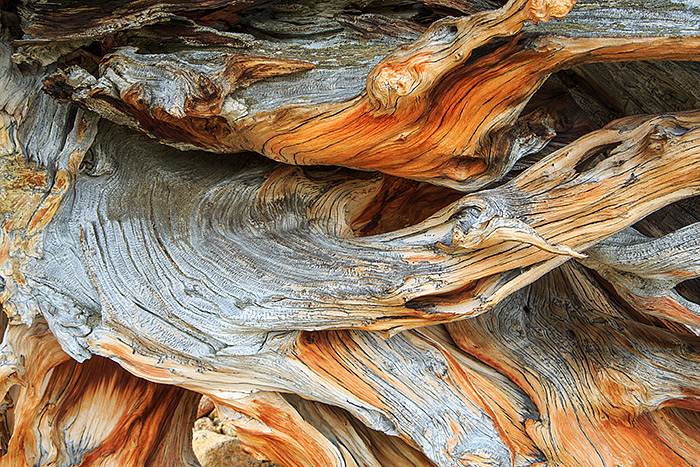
top-left (675, 279), bottom-right (700, 307)
top-left (635, 196), bottom-right (700, 238)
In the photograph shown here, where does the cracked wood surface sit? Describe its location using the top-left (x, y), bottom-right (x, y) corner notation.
top-left (448, 262), bottom-right (700, 466)
top-left (42, 0), bottom-right (700, 190)
top-left (2, 0), bottom-right (700, 466)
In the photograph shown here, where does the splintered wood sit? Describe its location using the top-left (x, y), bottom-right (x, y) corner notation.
top-left (2, 0), bottom-right (700, 466)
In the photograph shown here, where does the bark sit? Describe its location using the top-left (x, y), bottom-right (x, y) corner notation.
top-left (2, 0), bottom-right (700, 466)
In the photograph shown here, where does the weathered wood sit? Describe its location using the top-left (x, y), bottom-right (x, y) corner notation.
top-left (581, 225), bottom-right (700, 327)
top-left (42, 0), bottom-right (700, 190)
top-left (2, 0), bottom-right (700, 466)
top-left (0, 319), bottom-right (201, 467)
top-left (8, 107), bottom-right (698, 359)
top-left (6, 92), bottom-right (698, 466)
top-left (448, 262), bottom-right (700, 466)
top-left (14, 0), bottom-right (268, 43)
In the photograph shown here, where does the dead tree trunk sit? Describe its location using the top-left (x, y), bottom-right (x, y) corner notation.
top-left (2, 0), bottom-right (700, 466)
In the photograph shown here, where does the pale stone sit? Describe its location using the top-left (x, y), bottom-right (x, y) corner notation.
top-left (197, 395), bottom-right (215, 419)
top-left (192, 430), bottom-right (274, 467)
top-left (194, 416), bottom-right (216, 432)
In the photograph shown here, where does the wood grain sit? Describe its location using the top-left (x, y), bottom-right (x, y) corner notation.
top-left (0, 319), bottom-right (200, 467)
top-left (448, 262), bottom-right (700, 466)
top-left (3, 1), bottom-right (700, 466)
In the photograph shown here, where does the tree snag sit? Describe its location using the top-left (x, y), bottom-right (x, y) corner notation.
top-left (2, 0), bottom-right (700, 466)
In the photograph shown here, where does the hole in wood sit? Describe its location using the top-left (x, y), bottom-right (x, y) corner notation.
top-left (573, 142), bottom-right (618, 174)
top-left (675, 279), bottom-right (700, 307)
top-left (634, 196), bottom-right (700, 238)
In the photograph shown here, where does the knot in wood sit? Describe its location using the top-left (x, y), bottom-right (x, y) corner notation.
top-left (527, 0), bottom-right (576, 24)
top-left (644, 120), bottom-right (688, 154)
top-left (646, 131), bottom-right (667, 153)
top-left (368, 64), bottom-right (420, 110)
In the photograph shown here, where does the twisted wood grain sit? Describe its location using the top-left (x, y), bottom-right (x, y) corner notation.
top-left (448, 262), bottom-right (700, 466)
top-left (3, 2), bottom-right (700, 466)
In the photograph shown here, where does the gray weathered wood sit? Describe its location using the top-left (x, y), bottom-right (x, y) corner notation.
top-left (3, 1), bottom-right (700, 466)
